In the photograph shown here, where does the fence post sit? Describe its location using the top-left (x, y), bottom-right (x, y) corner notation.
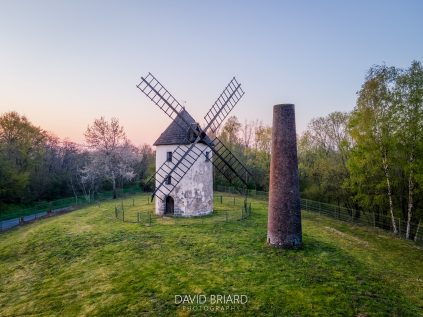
top-left (220, 195), bottom-right (222, 204)
top-left (137, 212), bottom-right (140, 223)
top-left (305, 199), bottom-right (307, 211)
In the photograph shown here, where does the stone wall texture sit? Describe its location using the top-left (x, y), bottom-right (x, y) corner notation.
top-left (267, 104), bottom-right (302, 248)
top-left (155, 144), bottom-right (213, 217)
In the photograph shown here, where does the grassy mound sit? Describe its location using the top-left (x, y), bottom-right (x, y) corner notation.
top-left (0, 193), bottom-right (422, 316)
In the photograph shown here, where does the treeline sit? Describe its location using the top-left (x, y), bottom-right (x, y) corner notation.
top-left (216, 61), bottom-right (422, 239)
top-left (0, 113), bottom-right (155, 209)
top-left (1, 61), bottom-right (421, 238)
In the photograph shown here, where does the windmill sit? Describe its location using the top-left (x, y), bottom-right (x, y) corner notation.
top-left (137, 73), bottom-right (252, 216)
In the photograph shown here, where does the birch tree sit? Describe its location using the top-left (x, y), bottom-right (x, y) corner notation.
top-left (396, 61), bottom-right (423, 239)
top-left (348, 65), bottom-right (399, 233)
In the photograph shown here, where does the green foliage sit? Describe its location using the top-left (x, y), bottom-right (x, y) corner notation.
top-left (0, 111), bottom-right (47, 204)
top-left (214, 117), bottom-right (271, 191)
top-left (299, 61), bottom-right (422, 236)
top-left (347, 62), bottom-right (423, 225)
top-left (0, 112), bottom-right (155, 210)
top-left (298, 112), bottom-right (351, 206)
top-left (0, 193), bottom-right (421, 316)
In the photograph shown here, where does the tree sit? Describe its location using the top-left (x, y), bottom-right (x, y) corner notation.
top-left (298, 112), bottom-right (351, 206)
top-left (0, 111), bottom-right (47, 203)
top-left (84, 117), bottom-right (135, 199)
top-left (220, 116), bottom-right (241, 146)
top-left (61, 140), bottom-right (90, 201)
top-left (348, 65), bottom-right (399, 233)
top-left (135, 144), bottom-right (155, 191)
top-left (395, 61), bottom-right (423, 239)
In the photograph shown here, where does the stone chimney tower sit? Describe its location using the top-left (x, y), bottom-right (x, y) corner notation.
top-left (267, 104), bottom-right (302, 249)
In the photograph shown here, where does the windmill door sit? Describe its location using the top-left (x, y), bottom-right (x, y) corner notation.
top-left (165, 196), bottom-right (174, 215)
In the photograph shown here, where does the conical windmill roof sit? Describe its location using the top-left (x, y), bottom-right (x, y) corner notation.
top-left (153, 110), bottom-right (212, 146)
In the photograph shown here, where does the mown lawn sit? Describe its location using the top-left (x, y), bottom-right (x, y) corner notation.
top-left (0, 193), bottom-right (422, 316)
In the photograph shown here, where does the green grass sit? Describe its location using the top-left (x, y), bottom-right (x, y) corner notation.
top-left (0, 193), bottom-right (422, 316)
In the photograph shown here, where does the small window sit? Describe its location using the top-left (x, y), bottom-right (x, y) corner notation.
top-left (166, 175), bottom-right (172, 185)
top-left (205, 151), bottom-right (210, 162)
top-left (166, 152), bottom-right (172, 162)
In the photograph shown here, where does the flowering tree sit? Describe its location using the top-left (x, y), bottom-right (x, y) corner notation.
top-left (83, 117), bottom-right (136, 199)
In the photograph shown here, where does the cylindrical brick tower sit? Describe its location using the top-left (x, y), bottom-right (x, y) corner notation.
top-left (267, 104), bottom-right (302, 248)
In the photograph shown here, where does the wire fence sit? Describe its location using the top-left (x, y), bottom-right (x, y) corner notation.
top-left (3, 184), bottom-right (421, 245)
top-left (114, 194), bottom-right (252, 226)
top-left (216, 185), bottom-right (422, 244)
top-left (0, 187), bottom-right (143, 232)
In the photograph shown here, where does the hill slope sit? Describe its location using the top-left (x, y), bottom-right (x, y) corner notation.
top-left (0, 194), bottom-right (422, 316)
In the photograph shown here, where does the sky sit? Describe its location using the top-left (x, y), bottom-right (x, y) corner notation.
top-left (1, 0), bottom-right (422, 146)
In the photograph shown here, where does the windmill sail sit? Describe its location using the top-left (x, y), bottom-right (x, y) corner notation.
top-left (203, 77), bottom-right (245, 133)
top-left (138, 73), bottom-right (251, 201)
top-left (208, 136), bottom-right (252, 187)
top-left (136, 73), bottom-right (192, 132)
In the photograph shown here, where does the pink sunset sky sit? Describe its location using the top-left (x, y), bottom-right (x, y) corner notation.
top-left (1, 1), bottom-right (422, 146)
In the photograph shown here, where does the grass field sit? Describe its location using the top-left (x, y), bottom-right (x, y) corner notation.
top-left (0, 193), bottom-right (422, 316)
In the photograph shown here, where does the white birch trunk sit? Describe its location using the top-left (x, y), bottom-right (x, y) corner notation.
top-left (382, 152), bottom-right (397, 234)
top-left (406, 152), bottom-right (414, 240)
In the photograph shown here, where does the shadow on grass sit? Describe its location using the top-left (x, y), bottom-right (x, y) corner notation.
top-left (0, 203), bottom-right (420, 316)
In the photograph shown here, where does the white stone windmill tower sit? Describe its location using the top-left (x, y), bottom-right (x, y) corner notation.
top-left (137, 73), bottom-right (251, 217)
